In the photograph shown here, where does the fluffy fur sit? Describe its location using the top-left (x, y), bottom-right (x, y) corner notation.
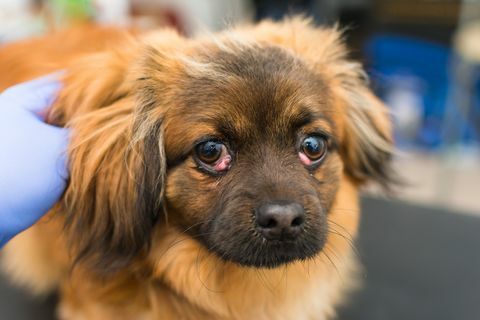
top-left (0, 17), bottom-right (393, 319)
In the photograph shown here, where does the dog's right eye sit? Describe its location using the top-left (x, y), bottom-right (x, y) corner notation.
top-left (195, 140), bottom-right (232, 173)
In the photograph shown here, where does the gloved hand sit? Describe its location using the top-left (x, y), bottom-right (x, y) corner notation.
top-left (0, 75), bottom-right (69, 247)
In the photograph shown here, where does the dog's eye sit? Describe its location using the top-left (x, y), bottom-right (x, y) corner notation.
top-left (195, 140), bottom-right (232, 173)
top-left (197, 141), bottom-right (223, 163)
top-left (299, 135), bottom-right (327, 166)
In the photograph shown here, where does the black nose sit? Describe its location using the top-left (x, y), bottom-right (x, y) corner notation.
top-left (255, 201), bottom-right (305, 240)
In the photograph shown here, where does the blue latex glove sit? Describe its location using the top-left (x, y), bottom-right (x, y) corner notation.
top-left (0, 76), bottom-right (69, 247)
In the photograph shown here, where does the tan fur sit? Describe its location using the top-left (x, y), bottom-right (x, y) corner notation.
top-left (0, 17), bottom-right (392, 319)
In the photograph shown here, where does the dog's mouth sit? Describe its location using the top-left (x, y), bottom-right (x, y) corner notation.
top-left (198, 223), bottom-right (327, 268)
top-left (219, 239), bottom-right (325, 268)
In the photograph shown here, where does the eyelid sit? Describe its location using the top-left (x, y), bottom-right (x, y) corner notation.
top-left (298, 116), bottom-right (336, 142)
top-left (298, 130), bottom-right (335, 150)
top-left (193, 135), bottom-right (222, 146)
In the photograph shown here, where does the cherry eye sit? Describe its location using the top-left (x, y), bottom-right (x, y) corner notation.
top-left (300, 136), bottom-right (327, 164)
top-left (196, 141), bottom-right (223, 164)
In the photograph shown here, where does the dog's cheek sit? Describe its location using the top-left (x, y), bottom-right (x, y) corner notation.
top-left (311, 152), bottom-right (343, 212)
top-left (164, 163), bottom-right (220, 228)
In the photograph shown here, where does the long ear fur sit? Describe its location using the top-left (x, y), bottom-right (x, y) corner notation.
top-left (62, 98), bottom-right (156, 273)
top-left (130, 33), bottom-right (189, 235)
top-left (48, 40), bottom-right (170, 274)
top-left (333, 66), bottom-right (395, 188)
top-left (50, 29), bottom-right (187, 274)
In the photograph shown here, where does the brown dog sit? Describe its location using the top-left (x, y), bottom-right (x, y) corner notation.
top-left (0, 17), bottom-right (393, 319)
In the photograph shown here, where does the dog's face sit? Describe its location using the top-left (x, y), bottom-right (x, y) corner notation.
top-left (161, 46), bottom-right (340, 267)
top-left (54, 19), bottom-right (393, 273)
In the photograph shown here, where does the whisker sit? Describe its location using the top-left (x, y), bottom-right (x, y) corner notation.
top-left (322, 248), bottom-right (341, 279)
top-left (329, 208), bottom-right (360, 214)
top-left (327, 221), bottom-right (361, 260)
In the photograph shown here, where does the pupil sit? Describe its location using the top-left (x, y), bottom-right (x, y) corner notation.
top-left (305, 137), bottom-right (320, 154)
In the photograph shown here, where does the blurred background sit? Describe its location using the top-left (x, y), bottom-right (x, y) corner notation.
top-left (0, 0), bottom-right (479, 214)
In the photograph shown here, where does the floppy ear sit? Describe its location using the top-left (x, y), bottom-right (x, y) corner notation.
top-left (48, 44), bottom-right (169, 274)
top-left (334, 69), bottom-right (395, 188)
top-left (128, 31), bottom-right (195, 223)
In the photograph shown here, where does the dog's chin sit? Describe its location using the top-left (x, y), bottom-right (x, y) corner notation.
top-left (201, 232), bottom-right (327, 269)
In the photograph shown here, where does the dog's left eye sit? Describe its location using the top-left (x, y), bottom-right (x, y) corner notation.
top-left (299, 135), bottom-right (328, 166)
top-left (195, 140), bottom-right (232, 173)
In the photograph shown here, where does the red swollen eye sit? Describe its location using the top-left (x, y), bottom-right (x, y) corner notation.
top-left (195, 140), bottom-right (232, 172)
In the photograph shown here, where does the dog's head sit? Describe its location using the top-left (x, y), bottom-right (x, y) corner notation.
top-left (51, 18), bottom-right (393, 273)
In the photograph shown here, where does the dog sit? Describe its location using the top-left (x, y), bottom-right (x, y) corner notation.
top-left (0, 17), bottom-right (393, 319)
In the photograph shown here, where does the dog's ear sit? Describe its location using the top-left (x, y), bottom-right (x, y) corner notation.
top-left (62, 98), bottom-right (156, 274)
top-left (129, 35), bottom-right (191, 236)
top-left (52, 31), bottom-right (188, 274)
top-left (333, 70), bottom-right (395, 188)
top-left (49, 41), bottom-right (174, 274)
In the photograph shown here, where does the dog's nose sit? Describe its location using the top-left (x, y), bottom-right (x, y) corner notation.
top-left (255, 201), bottom-right (305, 240)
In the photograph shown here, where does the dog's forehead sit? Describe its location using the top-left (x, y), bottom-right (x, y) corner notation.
top-left (168, 44), bottom-right (336, 146)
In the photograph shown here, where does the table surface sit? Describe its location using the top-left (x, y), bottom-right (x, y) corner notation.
top-left (1, 197), bottom-right (480, 319)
